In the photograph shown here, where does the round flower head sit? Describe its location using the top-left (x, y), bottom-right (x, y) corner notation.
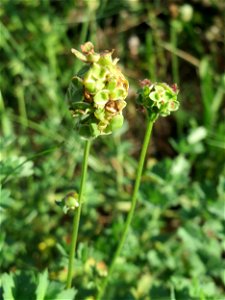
top-left (137, 79), bottom-right (180, 121)
top-left (55, 192), bottom-right (79, 214)
top-left (67, 42), bottom-right (129, 139)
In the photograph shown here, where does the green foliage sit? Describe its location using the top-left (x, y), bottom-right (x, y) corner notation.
top-left (0, 270), bottom-right (77, 300)
top-left (1, 0), bottom-right (224, 299)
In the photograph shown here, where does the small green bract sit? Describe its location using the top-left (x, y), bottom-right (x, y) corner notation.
top-left (67, 42), bottom-right (129, 139)
top-left (137, 79), bottom-right (180, 121)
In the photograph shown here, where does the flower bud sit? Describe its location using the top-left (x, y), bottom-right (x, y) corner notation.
top-left (56, 192), bottom-right (79, 214)
top-left (137, 80), bottom-right (180, 121)
top-left (179, 4), bottom-right (193, 23)
top-left (67, 42), bottom-right (129, 139)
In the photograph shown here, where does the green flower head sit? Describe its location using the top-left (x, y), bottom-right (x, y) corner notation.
top-left (56, 192), bottom-right (79, 214)
top-left (67, 42), bottom-right (129, 139)
top-left (137, 79), bottom-right (180, 121)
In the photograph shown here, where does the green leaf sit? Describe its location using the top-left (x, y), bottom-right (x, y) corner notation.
top-left (1, 273), bottom-right (15, 300)
top-left (70, 101), bottom-right (91, 109)
top-left (56, 243), bottom-right (68, 257)
top-left (55, 288), bottom-right (77, 300)
top-left (66, 79), bottom-right (84, 106)
top-left (35, 270), bottom-right (49, 300)
top-left (187, 126), bottom-right (207, 144)
top-left (45, 281), bottom-right (77, 300)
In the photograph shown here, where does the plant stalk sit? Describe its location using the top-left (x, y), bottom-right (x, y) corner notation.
top-left (66, 139), bottom-right (91, 289)
top-left (96, 119), bottom-right (154, 299)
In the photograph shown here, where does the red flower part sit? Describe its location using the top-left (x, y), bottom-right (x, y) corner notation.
top-left (171, 83), bottom-right (178, 93)
top-left (139, 78), bottom-right (152, 87)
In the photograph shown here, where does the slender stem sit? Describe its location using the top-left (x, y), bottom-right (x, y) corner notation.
top-left (170, 21), bottom-right (179, 86)
top-left (96, 119), bottom-right (154, 299)
top-left (66, 139), bottom-right (91, 289)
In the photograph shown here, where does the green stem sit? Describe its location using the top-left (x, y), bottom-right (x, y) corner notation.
top-left (18, 88), bottom-right (28, 128)
top-left (96, 119), bottom-right (154, 299)
top-left (66, 139), bottom-right (91, 289)
top-left (170, 21), bottom-right (179, 86)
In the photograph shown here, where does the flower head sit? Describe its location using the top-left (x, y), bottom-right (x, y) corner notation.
top-left (67, 42), bottom-right (129, 139)
top-left (56, 192), bottom-right (79, 214)
top-left (137, 80), bottom-right (180, 121)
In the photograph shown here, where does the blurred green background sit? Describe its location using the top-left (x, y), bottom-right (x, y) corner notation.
top-left (0, 0), bottom-right (224, 299)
